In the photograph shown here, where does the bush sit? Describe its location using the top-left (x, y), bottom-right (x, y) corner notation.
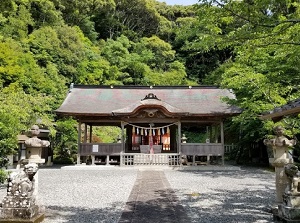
top-left (53, 156), bottom-right (74, 164)
top-left (0, 169), bottom-right (8, 184)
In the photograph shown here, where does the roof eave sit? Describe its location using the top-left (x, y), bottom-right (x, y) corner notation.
top-left (260, 107), bottom-right (300, 120)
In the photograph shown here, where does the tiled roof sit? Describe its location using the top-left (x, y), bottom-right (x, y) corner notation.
top-left (260, 98), bottom-right (300, 121)
top-left (55, 85), bottom-right (241, 117)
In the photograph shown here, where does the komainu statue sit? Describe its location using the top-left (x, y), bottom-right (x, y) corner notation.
top-left (285, 164), bottom-right (300, 196)
top-left (1, 163), bottom-right (40, 219)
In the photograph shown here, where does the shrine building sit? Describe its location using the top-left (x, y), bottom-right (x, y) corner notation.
top-left (55, 85), bottom-right (240, 166)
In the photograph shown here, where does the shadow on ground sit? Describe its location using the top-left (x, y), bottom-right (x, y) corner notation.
top-left (44, 186), bottom-right (275, 223)
top-left (45, 204), bottom-right (122, 223)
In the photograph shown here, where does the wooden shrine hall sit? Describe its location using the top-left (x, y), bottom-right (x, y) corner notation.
top-left (55, 85), bottom-right (240, 166)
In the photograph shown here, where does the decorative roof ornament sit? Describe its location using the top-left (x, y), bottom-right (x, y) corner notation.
top-left (141, 93), bottom-right (161, 101)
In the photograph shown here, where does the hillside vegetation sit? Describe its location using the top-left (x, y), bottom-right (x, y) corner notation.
top-left (0, 0), bottom-right (300, 161)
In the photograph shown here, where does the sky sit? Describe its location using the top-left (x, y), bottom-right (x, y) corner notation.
top-left (157, 0), bottom-right (199, 6)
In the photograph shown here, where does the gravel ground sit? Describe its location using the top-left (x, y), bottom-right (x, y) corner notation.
top-left (38, 168), bottom-right (138, 223)
top-left (0, 166), bottom-right (275, 223)
top-left (164, 167), bottom-right (275, 223)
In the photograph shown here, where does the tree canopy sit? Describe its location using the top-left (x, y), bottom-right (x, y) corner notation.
top-left (0, 0), bottom-right (299, 162)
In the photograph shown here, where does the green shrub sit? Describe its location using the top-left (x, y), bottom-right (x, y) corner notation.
top-left (53, 156), bottom-right (74, 164)
top-left (0, 169), bottom-right (8, 184)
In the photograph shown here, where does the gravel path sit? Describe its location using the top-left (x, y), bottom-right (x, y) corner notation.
top-left (0, 166), bottom-right (275, 223)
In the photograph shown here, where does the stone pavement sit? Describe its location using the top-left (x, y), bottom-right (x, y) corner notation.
top-left (119, 170), bottom-right (190, 223)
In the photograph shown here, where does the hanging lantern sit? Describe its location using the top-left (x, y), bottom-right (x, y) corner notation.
top-left (137, 128), bottom-right (140, 135)
top-left (145, 129), bottom-right (148, 136)
top-left (162, 127), bottom-right (165, 135)
top-left (153, 129), bottom-right (155, 136)
top-left (132, 127), bottom-right (135, 134)
top-left (167, 126), bottom-right (170, 134)
top-left (141, 128), bottom-right (144, 136)
top-left (158, 128), bottom-right (161, 136)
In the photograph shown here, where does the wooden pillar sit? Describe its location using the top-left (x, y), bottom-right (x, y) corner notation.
top-left (215, 124), bottom-right (219, 143)
top-left (89, 125), bottom-right (93, 143)
top-left (121, 122), bottom-right (125, 153)
top-left (106, 155), bottom-right (110, 165)
top-left (84, 123), bottom-right (88, 143)
top-left (77, 121), bottom-right (82, 165)
top-left (121, 122), bottom-right (125, 166)
top-left (220, 120), bottom-right (225, 165)
top-left (91, 155), bottom-right (95, 165)
top-left (177, 121), bottom-right (181, 154)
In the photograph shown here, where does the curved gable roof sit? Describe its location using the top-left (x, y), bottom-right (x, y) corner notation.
top-left (112, 95), bottom-right (186, 116)
top-left (55, 85), bottom-right (240, 117)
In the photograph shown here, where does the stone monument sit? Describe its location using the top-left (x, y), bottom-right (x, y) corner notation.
top-left (0, 163), bottom-right (44, 222)
top-left (263, 126), bottom-right (297, 222)
top-left (24, 125), bottom-right (50, 164)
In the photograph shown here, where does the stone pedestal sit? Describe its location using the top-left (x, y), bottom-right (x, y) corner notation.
top-left (0, 213), bottom-right (44, 223)
top-left (22, 159), bottom-right (45, 165)
top-left (272, 159), bottom-right (290, 203)
top-left (277, 195), bottom-right (300, 222)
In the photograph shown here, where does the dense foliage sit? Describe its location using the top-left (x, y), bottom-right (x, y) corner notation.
top-left (0, 0), bottom-right (299, 162)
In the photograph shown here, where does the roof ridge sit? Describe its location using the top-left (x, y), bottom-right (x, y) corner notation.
top-left (71, 85), bottom-right (220, 89)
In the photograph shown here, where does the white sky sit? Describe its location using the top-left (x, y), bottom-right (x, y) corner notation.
top-left (158, 0), bottom-right (199, 5)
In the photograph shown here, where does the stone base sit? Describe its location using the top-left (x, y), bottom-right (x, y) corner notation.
top-left (0, 213), bottom-right (44, 223)
top-left (275, 204), bottom-right (300, 222)
top-left (22, 159), bottom-right (45, 164)
top-left (283, 194), bottom-right (300, 208)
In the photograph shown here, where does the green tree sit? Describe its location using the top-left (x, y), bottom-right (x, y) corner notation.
top-left (190, 0), bottom-right (300, 162)
top-left (58, 0), bottom-right (115, 41)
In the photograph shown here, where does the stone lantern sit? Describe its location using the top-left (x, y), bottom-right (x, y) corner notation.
top-left (24, 125), bottom-right (50, 164)
top-left (181, 134), bottom-right (187, 143)
top-left (263, 126), bottom-right (300, 222)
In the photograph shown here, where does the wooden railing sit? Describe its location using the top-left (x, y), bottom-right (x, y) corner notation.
top-left (80, 143), bottom-right (122, 156)
top-left (121, 153), bottom-right (180, 166)
top-left (224, 144), bottom-right (237, 154)
top-left (181, 143), bottom-right (223, 156)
